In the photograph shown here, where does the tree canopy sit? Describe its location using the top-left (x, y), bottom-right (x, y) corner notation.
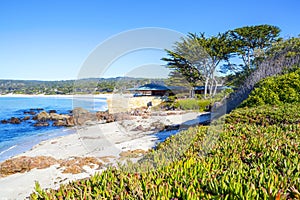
top-left (229, 24), bottom-right (281, 72)
top-left (162, 32), bottom-right (235, 98)
top-left (163, 24), bottom-right (284, 93)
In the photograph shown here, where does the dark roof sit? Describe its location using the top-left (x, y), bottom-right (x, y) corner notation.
top-left (167, 86), bottom-right (188, 91)
top-left (194, 86), bottom-right (232, 90)
top-left (128, 83), bottom-right (170, 91)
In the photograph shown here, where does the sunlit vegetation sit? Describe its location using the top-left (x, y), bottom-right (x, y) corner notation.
top-left (28, 24), bottom-right (300, 199)
top-left (174, 98), bottom-right (211, 111)
top-left (31, 103), bottom-right (300, 199)
top-left (240, 69), bottom-right (300, 107)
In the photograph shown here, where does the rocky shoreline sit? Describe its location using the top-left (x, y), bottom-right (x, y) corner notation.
top-left (0, 107), bottom-right (114, 127)
top-left (0, 110), bottom-right (208, 199)
top-left (1, 107), bottom-right (201, 131)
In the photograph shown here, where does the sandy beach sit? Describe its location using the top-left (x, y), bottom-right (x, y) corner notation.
top-left (0, 111), bottom-right (206, 199)
top-left (0, 94), bottom-right (114, 99)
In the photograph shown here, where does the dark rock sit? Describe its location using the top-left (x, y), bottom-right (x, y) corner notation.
top-left (53, 120), bottom-right (66, 126)
top-left (96, 111), bottom-right (108, 120)
top-left (72, 107), bottom-right (97, 125)
top-left (1, 119), bottom-right (8, 124)
top-left (106, 115), bottom-right (115, 123)
top-left (113, 112), bottom-right (131, 121)
top-left (164, 124), bottom-right (180, 131)
top-left (130, 108), bottom-right (147, 116)
top-left (199, 120), bottom-right (211, 126)
top-left (30, 108), bottom-right (44, 111)
top-left (9, 117), bottom-right (21, 124)
top-left (66, 116), bottom-right (75, 127)
top-left (49, 110), bottom-right (57, 114)
top-left (36, 111), bottom-right (50, 121)
top-left (50, 113), bottom-right (69, 121)
top-left (32, 115), bottom-right (38, 120)
top-left (23, 116), bottom-right (31, 120)
top-left (24, 111), bottom-right (36, 115)
top-left (150, 121), bottom-right (165, 131)
top-left (72, 107), bottom-right (89, 115)
top-left (34, 121), bottom-right (49, 127)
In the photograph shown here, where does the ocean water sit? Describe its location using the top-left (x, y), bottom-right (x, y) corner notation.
top-left (0, 96), bottom-right (108, 162)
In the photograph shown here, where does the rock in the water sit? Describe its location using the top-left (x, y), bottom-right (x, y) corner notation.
top-left (50, 113), bottom-right (69, 121)
top-left (24, 111), bottom-right (36, 115)
top-left (32, 115), bottom-right (38, 120)
top-left (53, 120), bottom-right (66, 126)
top-left (49, 110), bottom-right (57, 113)
top-left (30, 108), bottom-right (43, 111)
top-left (1, 119), bottom-right (8, 124)
top-left (23, 116), bottom-right (31, 120)
top-left (9, 117), bottom-right (21, 124)
top-left (36, 111), bottom-right (50, 121)
top-left (34, 121), bottom-right (49, 127)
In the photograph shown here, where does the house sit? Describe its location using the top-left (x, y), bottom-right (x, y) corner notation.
top-left (128, 84), bottom-right (188, 97)
top-left (194, 85), bottom-right (232, 95)
top-left (128, 83), bottom-right (170, 96)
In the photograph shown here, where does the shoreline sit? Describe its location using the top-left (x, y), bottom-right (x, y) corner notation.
top-left (0, 127), bottom-right (76, 162)
top-left (0, 95), bottom-right (110, 162)
top-left (0, 111), bottom-right (208, 199)
top-left (0, 93), bottom-right (114, 98)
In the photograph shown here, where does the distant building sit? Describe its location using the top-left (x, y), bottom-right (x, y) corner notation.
top-left (194, 85), bottom-right (232, 95)
top-left (128, 83), bottom-right (170, 96)
top-left (128, 83), bottom-right (188, 97)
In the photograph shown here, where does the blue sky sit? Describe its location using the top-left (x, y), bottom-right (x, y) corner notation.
top-left (0, 0), bottom-right (299, 80)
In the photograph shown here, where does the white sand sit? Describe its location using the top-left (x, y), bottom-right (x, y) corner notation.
top-left (0, 94), bottom-right (113, 98)
top-left (0, 111), bottom-right (204, 199)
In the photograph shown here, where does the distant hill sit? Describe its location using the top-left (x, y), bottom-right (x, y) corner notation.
top-left (0, 77), bottom-right (166, 95)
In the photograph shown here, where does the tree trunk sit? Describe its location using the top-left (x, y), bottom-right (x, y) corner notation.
top-left (190, 88), bottom-right (195, 98)
top-left (204, 78), bottom-right (209, 99)
top-left (213, 78), bottom-right (218, 96)
top-left (209, 82), bottom-right (213, 97)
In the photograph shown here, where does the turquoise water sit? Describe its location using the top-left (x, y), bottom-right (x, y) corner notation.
top-left (0, 96), bottom-right (107, 161)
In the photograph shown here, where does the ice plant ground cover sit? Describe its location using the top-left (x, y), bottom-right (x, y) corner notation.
top-left (31, 103), bottom-right (300, 199)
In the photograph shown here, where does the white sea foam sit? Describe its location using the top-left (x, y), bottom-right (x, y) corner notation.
top-left (0, 145), bottom-right (17, 156)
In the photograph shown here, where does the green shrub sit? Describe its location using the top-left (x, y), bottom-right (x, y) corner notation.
top-left (31, 104), bottom-right (300, 199)
top-left (212, 88), bottom-right (234, 101)
top-left (226, 103), bottom-right (300, 126)
top-left (240, 69), bottom-right (300, 107)
top-left (174, 99), bottom-right (210, 111)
